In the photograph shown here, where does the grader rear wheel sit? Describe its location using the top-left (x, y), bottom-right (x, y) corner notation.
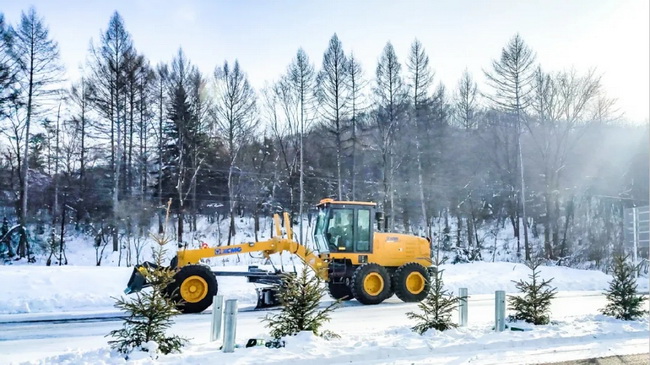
top-left (392, 262), bottom-right (430, 302)
top-left (166, 265), bottom-right (218, 313)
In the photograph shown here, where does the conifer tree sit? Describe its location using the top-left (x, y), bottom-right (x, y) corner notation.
top-left (264, 264), bottom-right (339, 339)
top-left (406, 258), bottom-right (458, 334)
top-left (601, 255), bottom-right (648, 321)
top-left (508, 260), bottom-right (557, 325)
top-left (108, 201), bottom-right (186, 357)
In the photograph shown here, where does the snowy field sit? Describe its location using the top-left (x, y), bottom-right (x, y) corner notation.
top-left (1, 262), bottom-right (648, 364)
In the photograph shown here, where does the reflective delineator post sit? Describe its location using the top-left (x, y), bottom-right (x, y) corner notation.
top-left (459, 288), bottom-right (468, 327)
top-left (210, 295), bottom-right (224, 342)
top-left (222, 299), bottom-right (238, 353)
top-left (633, 207), bottom-right (638, 279)
top-left (495, 290), bottom-right (506, 332)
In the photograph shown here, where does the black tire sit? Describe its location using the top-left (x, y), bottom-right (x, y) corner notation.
top-left (328, 281), bottom-right (353, 301)
top-left (392, 262), bottom-right (430, 302)
top-left (350, 263), bottom-right (392, 305)
top-left (166, 265), bottom-right (218, 313)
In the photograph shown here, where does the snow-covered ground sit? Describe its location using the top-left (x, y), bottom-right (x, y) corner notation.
top-left (1, 262), bottom-right (648, 364)
top-left (0, 261), bottom-right (639, 316)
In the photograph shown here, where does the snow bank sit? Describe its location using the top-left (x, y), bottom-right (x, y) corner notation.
top-left (23, 315), bottom-right (649, 365)
top-left (441, 262), bottom-right (635, 294)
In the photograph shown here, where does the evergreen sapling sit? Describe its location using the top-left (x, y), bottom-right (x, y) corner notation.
top-left (601, 255), bottom-right (648, 320)
top-left (264, 264), bottom-right (340, 339)
top-left (406, 258), bottom-right (459, 334)
top-left (108, 201), bottom-right (186, 357)
top-left (508, 260), bottom-right (557, 325)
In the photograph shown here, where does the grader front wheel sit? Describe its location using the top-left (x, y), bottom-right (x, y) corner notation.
top-left (166, 265), bottom-right (218, 313)
top-left (328, 281), bottom-right (353, 301)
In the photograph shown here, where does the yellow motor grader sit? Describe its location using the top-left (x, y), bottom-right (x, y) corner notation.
top-left (126, 199), bottom-right (433, 313)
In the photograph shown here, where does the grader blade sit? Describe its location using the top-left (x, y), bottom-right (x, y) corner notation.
top-left (124, 262), bottom-right (158, 294)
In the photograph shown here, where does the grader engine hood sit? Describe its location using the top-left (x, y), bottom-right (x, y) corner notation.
top-left (372, 232), bottom-right (432, 267)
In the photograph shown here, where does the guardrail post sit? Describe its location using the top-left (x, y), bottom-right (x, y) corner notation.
top-left (210, 295), bottom-right (224, 341)
top-left (459, 288), bottom-right (468, 327)
top-left (495, 290), bottom-right (506, 332)
top-left (222, 299), bottom-right (238, 352)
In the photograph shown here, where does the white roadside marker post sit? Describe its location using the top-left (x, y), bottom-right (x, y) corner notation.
top-left (222, 299), bottom-right (238, 353)
top-left (459, 288), bottom-right (468, 327)
top-left (210, 295), bottom-right (224, 342)
top-left (632, 207), bottom-right (638, 279)
top-left (495, 290), bottom-right (506, 332)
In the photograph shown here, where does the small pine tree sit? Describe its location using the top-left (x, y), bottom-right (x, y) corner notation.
top-left (406, 259), bottom-right (459, 334)
top-left (601, 255), bottom-right (648, 321)
top-left (508, 260), bottom-right (557, 325)
top-left (108, 201), bottom-right (186, 357)
top-left (264, 264), bottom-right (340, 339)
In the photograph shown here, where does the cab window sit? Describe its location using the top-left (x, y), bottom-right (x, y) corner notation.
top-left (355, 209), bottom-right (371, 252)
top-left (326, 208), bottom-right (354, 252)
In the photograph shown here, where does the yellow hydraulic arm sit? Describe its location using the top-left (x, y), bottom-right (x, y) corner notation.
top-left (175, 212), bottom-right (329, 280)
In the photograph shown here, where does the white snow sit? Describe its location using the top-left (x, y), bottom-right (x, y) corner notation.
top-left (1, 261), bottom-right (648, 364)
top-left (0, 261), bottom-right (639, 317)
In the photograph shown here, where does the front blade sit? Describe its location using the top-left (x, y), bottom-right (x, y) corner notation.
top-left (124, 263), bottom-right (156, 294)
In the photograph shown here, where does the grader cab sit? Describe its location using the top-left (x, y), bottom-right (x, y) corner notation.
top-left (126, 199), bottom-right (433, 313)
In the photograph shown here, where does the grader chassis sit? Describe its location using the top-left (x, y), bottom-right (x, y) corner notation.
top-left (126, 199), bottom-right (434, 313)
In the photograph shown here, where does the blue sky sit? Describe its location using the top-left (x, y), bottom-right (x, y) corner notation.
top-left (3, 0), bottom-right (649, 122)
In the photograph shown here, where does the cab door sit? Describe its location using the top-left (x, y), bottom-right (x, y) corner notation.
top-left (354, 207), bottom-right (373, 253)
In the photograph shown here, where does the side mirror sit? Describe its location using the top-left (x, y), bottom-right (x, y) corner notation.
top-left (375, 211), bottom-right (384, 232)
top-left (307, 208), bottom-right (318, 222)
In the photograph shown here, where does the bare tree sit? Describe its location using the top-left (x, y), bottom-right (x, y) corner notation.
top-left (212, 60), bottom-right (258, 245)
top-left (406, 38), bottom-right (434, 233)
top-left (484, 33), bottom-right (536, 260)
top-left (347, 53), bottom-right (368, 201)
top-left (287, 49), bottom-right (315, 244)
top-left (317, 33), bottom-right (349, 200)
top-left (374, 42), bottom-right (406, 231)
top-left (265, 77), bottom-right (299, 209)
top-left (527, 67), bottom-right (603, 259)
top-left (187, 68), bottom-right (211, 233)
top-left (154, 63), bottom-right (168, 234)
top-left (87, 11), bottom-right (134, 251)
top-left (8, 7), bottom-right (63, 260)
top-left (591, 92), bottom-right (621, 124)
top-left (69, 77), bottom-right (92, 226)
